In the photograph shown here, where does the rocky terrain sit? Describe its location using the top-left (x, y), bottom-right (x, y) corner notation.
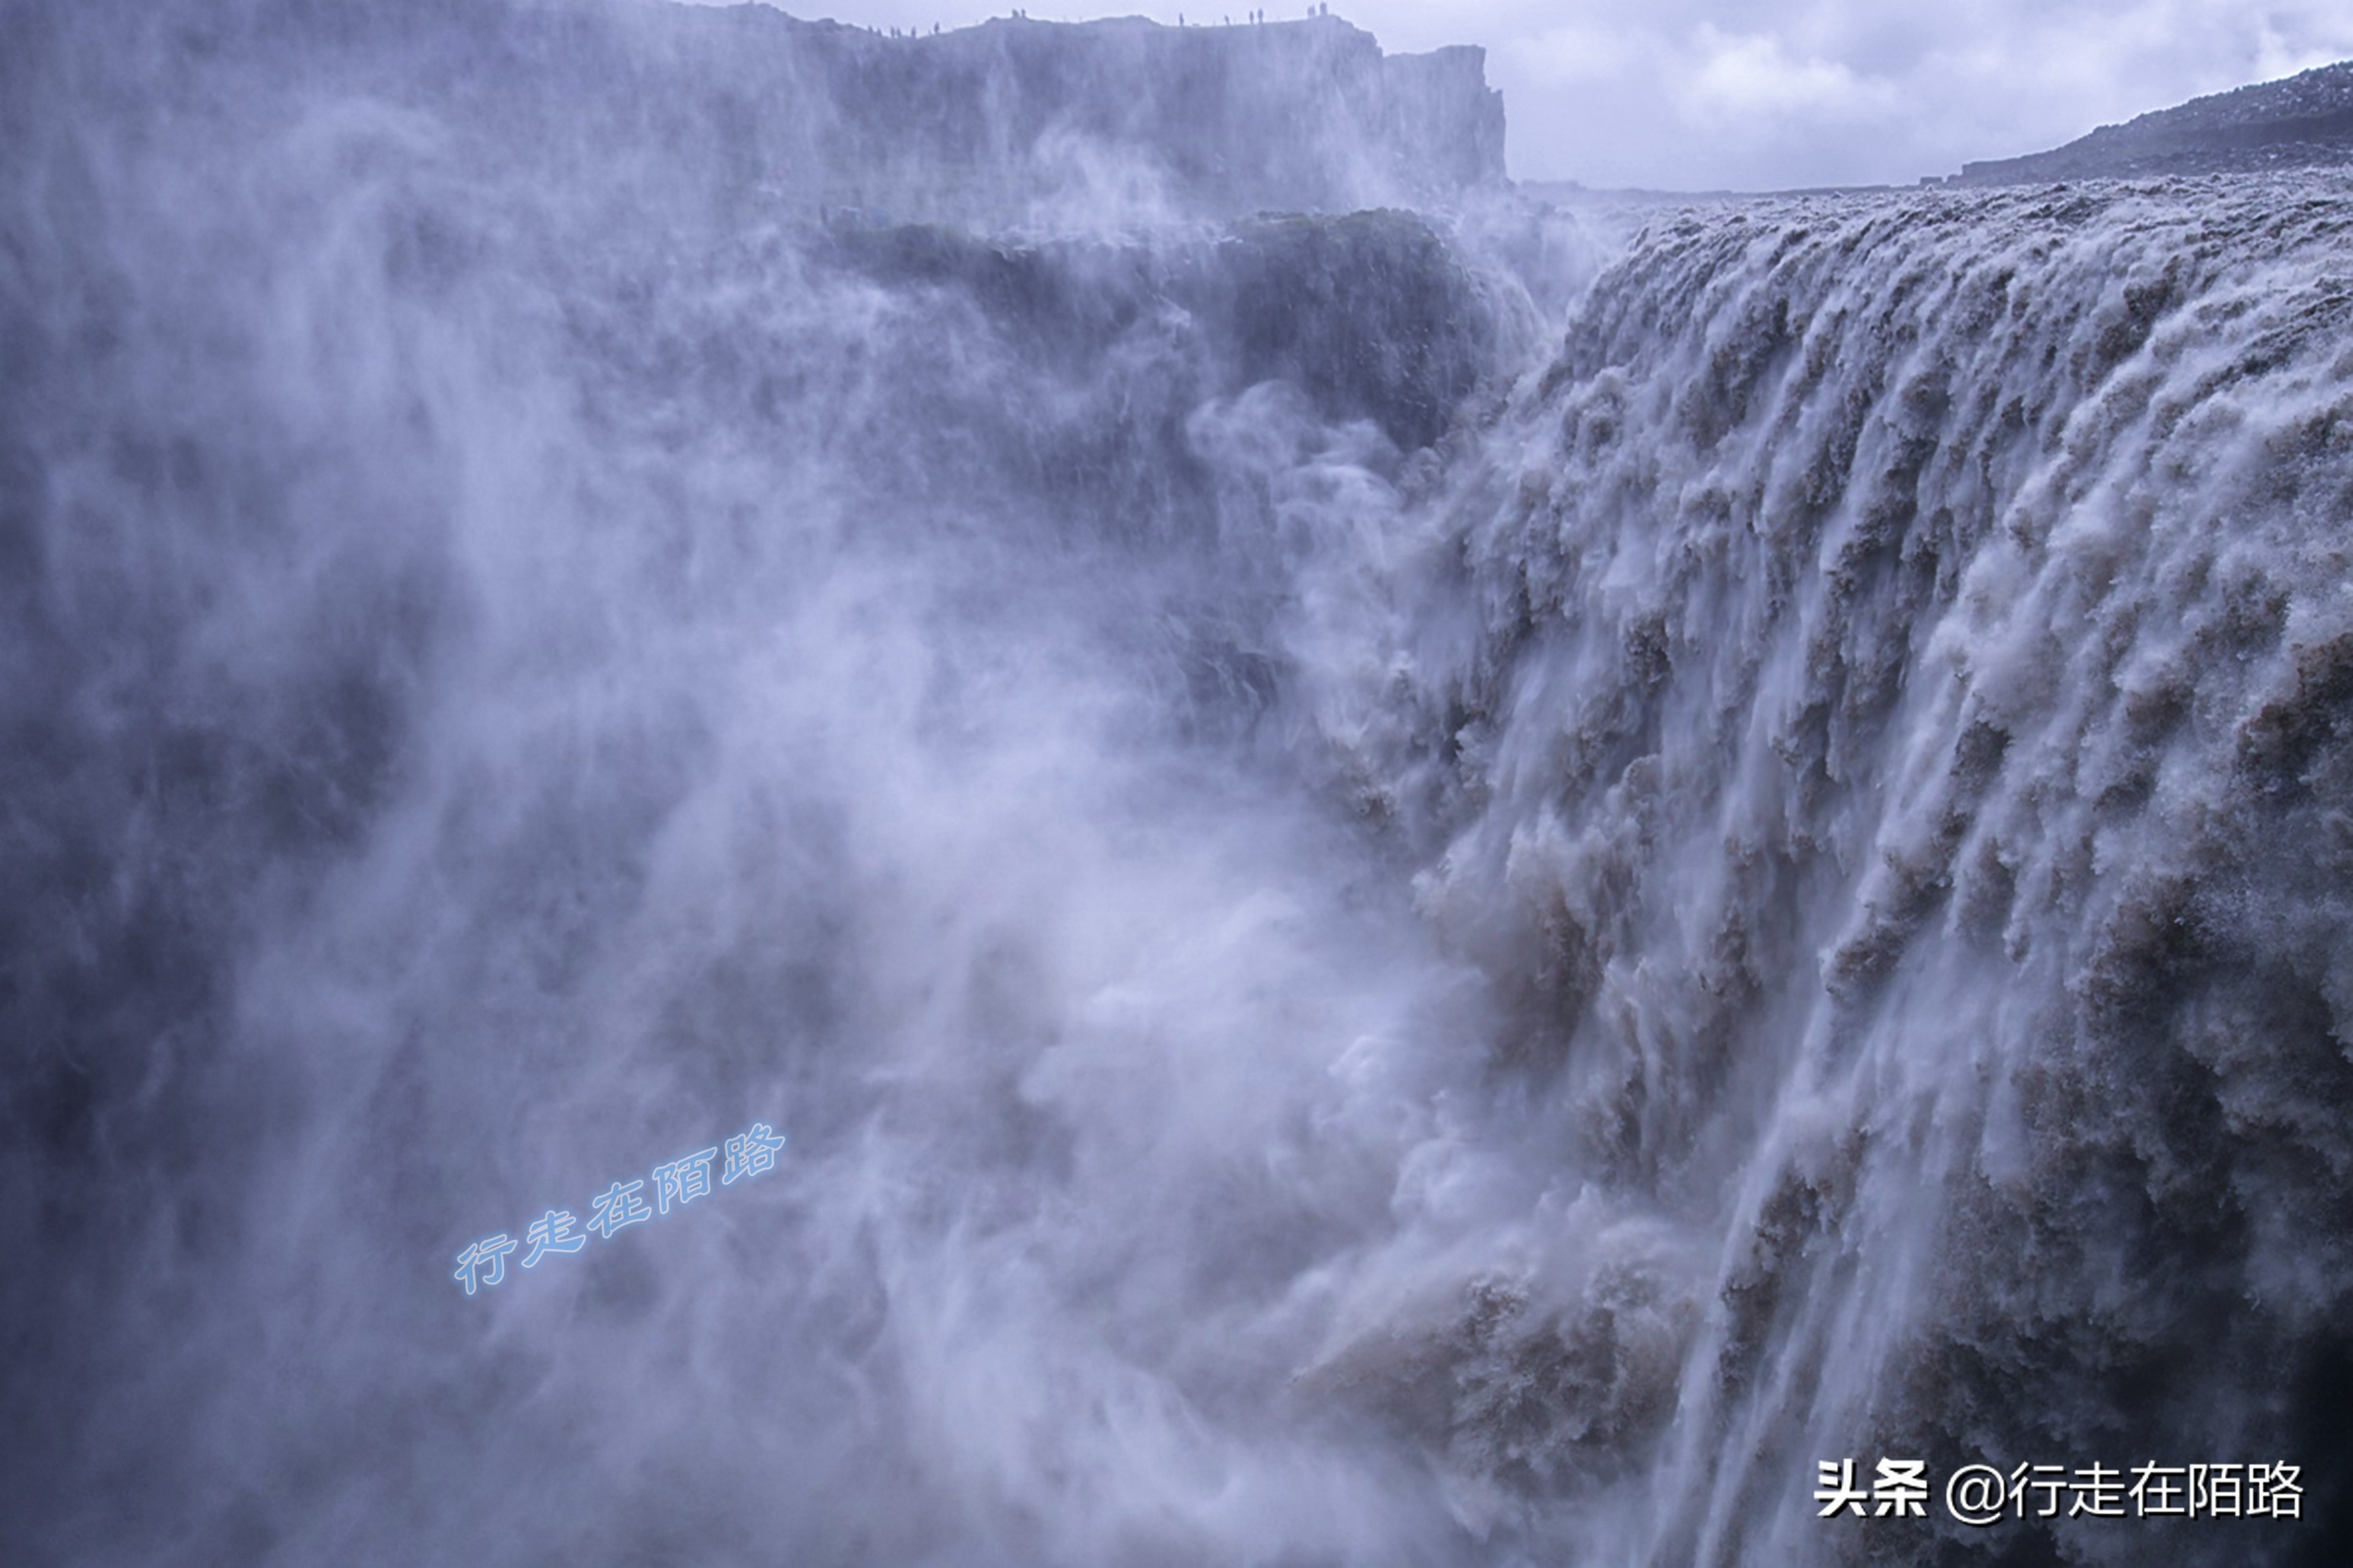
top-left (1951, 58), bottom-right (2353, 182)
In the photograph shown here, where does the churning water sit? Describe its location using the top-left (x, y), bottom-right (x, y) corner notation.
top-left (7, 6), bottom-right (2352, 1566)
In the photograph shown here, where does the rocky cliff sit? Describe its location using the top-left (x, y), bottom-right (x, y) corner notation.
top-left (213, 1), bottom-right (1506, 225)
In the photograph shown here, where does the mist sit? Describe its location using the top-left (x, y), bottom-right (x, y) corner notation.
top-left (7, 4), bottom-right (2353, 1567)
top-left (1, 5), bottom-right (1556, 1561)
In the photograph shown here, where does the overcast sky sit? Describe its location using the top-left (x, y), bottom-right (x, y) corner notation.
top-left (687, 2), bottom-right (2353, 189)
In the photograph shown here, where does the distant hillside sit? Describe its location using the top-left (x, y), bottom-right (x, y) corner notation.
top-left (1949, 59), bottom-right (2353, 183)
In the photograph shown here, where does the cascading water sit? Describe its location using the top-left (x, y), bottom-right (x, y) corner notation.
top-left (1293, 180), bottom-right (2353, 1564)
top-left (5, 5), bottom-right (2350, 1567)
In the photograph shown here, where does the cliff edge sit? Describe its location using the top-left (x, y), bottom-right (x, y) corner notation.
top-left (294, 2), bottom-right (1507, 224)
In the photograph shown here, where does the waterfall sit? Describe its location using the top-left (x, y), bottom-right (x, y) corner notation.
top-left (1295, 179), bottom-right (2353, 1563)
top-left (5, 6), bottom-right (2348, 1564)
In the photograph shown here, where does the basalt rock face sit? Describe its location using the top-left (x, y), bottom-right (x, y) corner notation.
top-left (609, 4), bottom-right (1509, 221)
top-left (161, 0), bottom-right (1506, 225)
top-left (1954, 59), bottom-right (2353, 183)
top-left (816, 209), bottom-right (1498, 456)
